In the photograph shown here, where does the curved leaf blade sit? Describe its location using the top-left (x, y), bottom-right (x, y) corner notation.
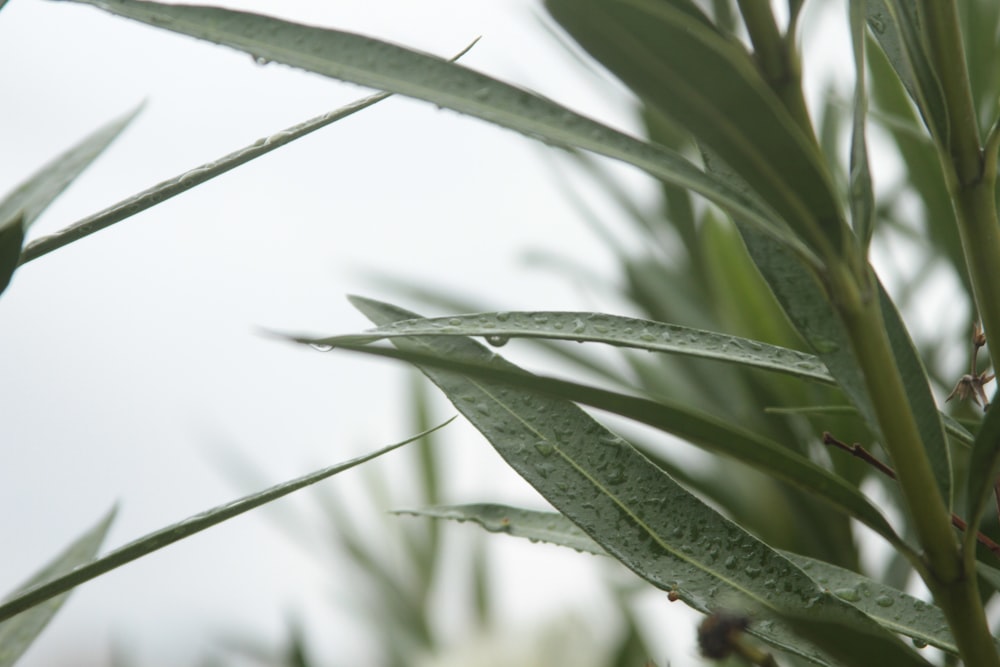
top-left (308, 311), bottom-right (834, 383)
top-left (0, 508), bottom-right (116, 667)
top-left (348, 296), bottom-right (928, 667)
top-left (61, 0), bottom-right (816, 261)
top-left (295, 324), bottom-right (903, 551)
top-left (545, 0), bottom-right (845, 256)
top-left (407, 504), bottom-right (962, 655)
top-left (0, 420), bottom-right (451, 623)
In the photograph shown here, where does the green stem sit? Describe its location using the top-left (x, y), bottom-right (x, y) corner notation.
top-left (917, 0), bottom-right (983, 185)
top-left (831, 265), bottom-right (959, 580)
top-left (928, 575), bottom-right (1000, 667)
top-left (736, 0), bottom-right (812, 140)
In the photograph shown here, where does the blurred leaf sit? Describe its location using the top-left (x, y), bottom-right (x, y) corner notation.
top-left (305, 311), bottom-right (834, 383)
top-left (849, 0), bottom-right (875, 249)
top-left (405, 503), bottom-right (965, 655)
top-left (0, 420), bottom-right (452, 623)
top-left (546, 0), bottom-right (845, 257)
top-left (0, 105), bottom-right (140, 231)
top-left (0, 213), bottom-right (24, 297)
top-left (0, 105), bottom-right (140, 294)
top-left (866, 0), bottom-right (950, 146)
top-left (0, 507), bottom-right (116, 667)
top-left (64, 0), bottom-right (816, 260)
top-left (877, 283), bottom-right (952, 507)
top-left (294, 324), bottom-right (903, 551)
top-left (346, 296), bottom-right (929, 667)
top-left (963, 398), bottom-right (1000, 547)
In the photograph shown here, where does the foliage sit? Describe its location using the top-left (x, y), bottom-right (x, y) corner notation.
top-left (5, 0), bottom-right (1000, 665)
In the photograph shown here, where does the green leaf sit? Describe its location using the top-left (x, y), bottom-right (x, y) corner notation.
top-left (20, 91), bottom-right (389, 265)
top-left (849, 0), bottom-right (876, 250)
top-left (963, 398), bottom-right (1000, 549)
top-left (867, 0), bottom-right (950, 145)
top-left (346, 296), bottom-right (928, 667)
top-left (407, 504), bottom-right (963, 655)
top-left (0, 419), bottom-right (451, 623)
top-left (0, 508), bottom-right (116, 667)
top-left (307, 311), bottom-right (834, 384)
top-left (0, 106), bottom-right (140, 294)
top-left (877, 283), bottom-right (952, 508)
top-left (545, 0), bottom-right (846, 258)
top-left (296, 323), bottom-right (903, 551)
top-left (0, 213), bottom-right (24, 297)
top-left (61, 0), bottom-right (816, 262)
top-left (0, 105), bottom-right (140, 231)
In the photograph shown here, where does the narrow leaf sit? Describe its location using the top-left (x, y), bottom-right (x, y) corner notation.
top-left (20, 93), bottom-right (389, 264)
top-left (62, 0), bottom-right (817, 262)
top-left (849, 0), bottom-right (876, 249)
top-left (0, 419), bottom-right (452, 623)
top-left (305, 311), bottom-right (834, 384)
top-left (0, 106), bottom-right (140, 294)
top-left (0, 105), bottom-right (141, 231)
top-left (347, 296), bottom-right (928, 666)
top-left (297, 327), bottom-right (903, 551)
top-left (546, 0), bottom-right (846, 257)
top-left (406, 504), bottom-right (963, 655)
top-left (0, 508), bottom-right (116, 667)
top-left (867, 0), bottom-right (950, 145)
top-left (0, 213), bottom-right (24, 297)
top-left (963, 400), bottom-right (1000, 551)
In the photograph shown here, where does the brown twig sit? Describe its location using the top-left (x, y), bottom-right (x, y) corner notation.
top-left (823, 432), bottom-right (1000, 561)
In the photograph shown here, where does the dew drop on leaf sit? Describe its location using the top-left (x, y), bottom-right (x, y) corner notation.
top-left (310, 343), bottom-right (334, 352)
top-left (485, 334), bottom-right (510, 347)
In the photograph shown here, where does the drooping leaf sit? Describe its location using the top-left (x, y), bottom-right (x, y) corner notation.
top-left (0, 508), bottom-right (116, 667)
top-left (62, 0), bottom-right (816, 261)
top-left (305, 311), bottom-right (834, 384)
top-left (294, 326), bottom-right (903, 551)
top-left (346, 296), bottom-right (928, 667)
top-left (0, 419), bottom-right (451, 623)
top-left (546, 0), bottom-right (846, 258)
top-left (405, 504), bottom-right (963, 655)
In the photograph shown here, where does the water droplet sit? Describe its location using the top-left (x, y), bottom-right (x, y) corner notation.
top-left (833, 587), bottom-right (861, 602)
top-left (485, 334), bottom-right (510, 347)
top-left (495, 311), bottom-right (510, 322)
top-left (912, 638), bottom-right (928, 649)
top-left (448, 317), bottom-right (462, 326)
top-left (724, 556), bottom-right (737, 569)
top-left (252, 54), bottom-right (271, 65)
top-left (745, 565), bottom-right (762, 578)
top-left (534, 442), bottom-right (556, 457)
top-left (310, 343), bottom-right (334, 352)
top-left (875, 594), bottom-right (894, 607)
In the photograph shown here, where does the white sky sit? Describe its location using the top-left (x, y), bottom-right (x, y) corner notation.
top-left (0, 1), bottom-right (865, 666)
top-left (0, 1), bottom-right (701, 665)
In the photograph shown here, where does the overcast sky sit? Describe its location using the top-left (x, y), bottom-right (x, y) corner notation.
top-left (0, 1), bottom-right (709, 665)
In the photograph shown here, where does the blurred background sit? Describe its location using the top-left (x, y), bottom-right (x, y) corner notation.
top-left (0, 1), bottom-right (895, 665)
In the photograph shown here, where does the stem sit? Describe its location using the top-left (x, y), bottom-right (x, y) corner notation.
top-left (917, 1), bottom-right (982, 185)
top-left (736, 0), bottom-right (813, 140)
top-left (829, 264), bottom-right (960, 580)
